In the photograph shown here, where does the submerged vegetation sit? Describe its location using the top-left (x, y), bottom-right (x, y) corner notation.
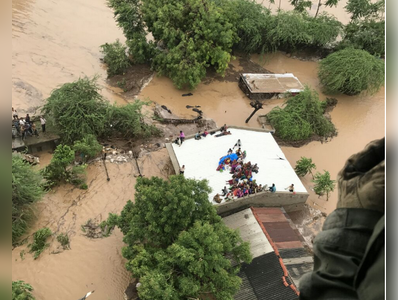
top-left (100, 40), bottom-right (131, 77)
top-left (111, 176), bottom-right (252, 299)
top-left (12, 153), bottom-right (43, 246)
top-left (43, 76), bottom-right (161, 145)
top-left (267, 87), bottom-right (336, 141)
top-left (318, 48), bottom-right (384, 95)
top-left (28, 227), bottom-right (52, 259)
top-left (12, 281), bottom-right (35, 300)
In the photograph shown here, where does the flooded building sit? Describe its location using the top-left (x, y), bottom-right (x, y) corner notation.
top-left (166, 126), bottom-right (309, 214)
top-left (239, 73), bottom-right (304, 100)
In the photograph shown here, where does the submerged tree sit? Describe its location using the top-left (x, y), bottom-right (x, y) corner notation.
top-left (289, 0), bottom-right (312, 13)
top-left (266, 86), bottom-right (336, 141)
top-left (100, 40), bottom-right (131, 77)
top-left (12, 153), bottom-right (43, 245)
top-left (318, 48), bottom-right (384, 95)
top-left (295, 157), bottom-right (316, 178)
top-left (116, 176), bottom-right (251, 300)
top-left (313, 170), bottom-right (336, 200)
top-left (313, 0), bottom-right (340, 18)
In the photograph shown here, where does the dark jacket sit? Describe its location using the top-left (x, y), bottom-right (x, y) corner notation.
top-left (299, 208), bottom-right (384, 300)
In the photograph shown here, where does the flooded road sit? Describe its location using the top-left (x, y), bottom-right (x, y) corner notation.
top-left (12, 0), bottom-right (385, 298)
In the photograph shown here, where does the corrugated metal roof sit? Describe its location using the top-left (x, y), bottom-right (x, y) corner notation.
top-left (236, 253), bottom-right (298, 300)
top-left (223, 208), bottom-right (273, 259)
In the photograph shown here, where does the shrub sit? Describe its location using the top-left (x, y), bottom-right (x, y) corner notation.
top-left (73, 134), bottom-right (102, 162)
top-left (42, 145), bottom-right (75, 188)
top-left (295, 157), bottom-right (316, 178)
top-left (12, 281), bottom-right (35, 300)
top-left (106, 101), bottom-right (161, 139)
top-left (313, 170), bottom-right (336, 200)
top-left (12, 153), bottom-right (43, 246)
top-left (28, 227), bottom-right (52, 259)
top-left (318, 48), bottom-right (384, 95)
top-left (57, 233), bottom-right (70, 249)
top-left (267, 86), bottom-right (336, 141)
top-left (100, 40), bottom-right (131, 77)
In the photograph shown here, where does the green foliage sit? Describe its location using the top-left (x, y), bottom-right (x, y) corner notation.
top-left (266, 11), bottom-right (342, 51)
top-left (57, 233), bottom-right (70, 249)
top-left (295, 157), bottom-right (316, 178)
top-left (116, 176), bottom-right (251, 299)
top-left (106, 101), bottom-right (161, 139)
top-left (222, 0), bottom-right (272, 54)
top-left (126, 33), bottom-right (157, 64)
top-left (12, 281), bottom-right (35, 300)
top-left (28, 227), bottom-right (52, 259)
top-left (73, 134), bottom-right (102, 162)
top-left (289, 0), bottom-right (312, 12)
top-left (100, 40), bottom-right (132, 77)
top-left (267, 86), bottom-right (336, 141)
top-left (338, 19), bottom-right (384, 57)
top-left (145, 0), bottom-right (237, 89)
top-left (12, 153), bottom-right (43, 246)
top-left (43, 76), bottom-right (108, 144)
top-left (44, 77), bottom-right (161, 143)
top-left (312, 170), bottom-right (336, 200)
top-left (345, 0), bottom-right (384, 21)
top-left (42, 145), bottom-right (75, 188)
top-left (318, 48), bottom-right (384, 95)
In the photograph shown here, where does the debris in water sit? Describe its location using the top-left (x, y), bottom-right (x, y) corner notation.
top-left (182, 92), bottom-right (193, 96)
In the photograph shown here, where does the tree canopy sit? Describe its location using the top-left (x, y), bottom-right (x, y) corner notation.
top-left (318, 48), bottom-right (384, 95)
top-left (266, 86), bottom-right (336, 141)
top-left (116, 175), bottom-right (252, 300)
top-left (43, 77), bottom-right (160, 144)
top-left (12, 153), bottom-right (43, 245)
top-left (12, 281), bottom-right (35, 300)
top-left (100, 40), bottom-right (131, 77)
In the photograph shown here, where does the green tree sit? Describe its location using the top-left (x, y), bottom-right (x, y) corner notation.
top-left (345, 0), bottom-right (384, 21)
top-left (73, 134), bottom-right (102, 162)
top-left (12, 153), bottom-right (43, 246)
top-left (44, 77), bottom-right (160, 144)
top-left (12, 281), bottom-right (35, 300)
top-left (314, 0), bottom-right (340, 18)
top-left (295, 157), bottom-right (316, 178)
top-left (338, 19), bottom-right (385, 57)
top-left (43, 77), bottom-right (108, 144)
top-left (318, 48), bottom-right (384, 95)
top-left (312, 170), bottom-right (336, 200)
top-left (100, 40), bottom-right (132, 77)
top-left (289, 0), bottom-right (312, 13)
top-left (117, 176), bottom-right (252, 300)
top-left (266, 11), bottom-right (341, 52)
top-left (266, 86), bottom-right (336, 141)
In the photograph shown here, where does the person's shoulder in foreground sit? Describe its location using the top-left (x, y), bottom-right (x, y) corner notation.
top-left (299, 138), bottom-right (385, 300)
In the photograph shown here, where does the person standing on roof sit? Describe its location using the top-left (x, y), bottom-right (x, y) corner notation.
top-left (233, 139), bottom-right (242, 149)
top-left (179, 131), bottom-right (185, 144)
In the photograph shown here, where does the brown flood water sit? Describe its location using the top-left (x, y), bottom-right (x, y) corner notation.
top-left (12, 0), bottom-right (385, 298)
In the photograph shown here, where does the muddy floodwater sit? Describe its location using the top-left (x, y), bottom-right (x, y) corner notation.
top-left (12, 0), bottom-right (385, 299)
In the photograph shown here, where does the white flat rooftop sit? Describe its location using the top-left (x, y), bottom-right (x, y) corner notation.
top-left (171, 128), bottom-right (307, 204)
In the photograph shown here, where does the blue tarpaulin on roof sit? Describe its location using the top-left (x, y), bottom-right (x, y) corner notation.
top-left (219, 153), bottom-right (238, 165)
